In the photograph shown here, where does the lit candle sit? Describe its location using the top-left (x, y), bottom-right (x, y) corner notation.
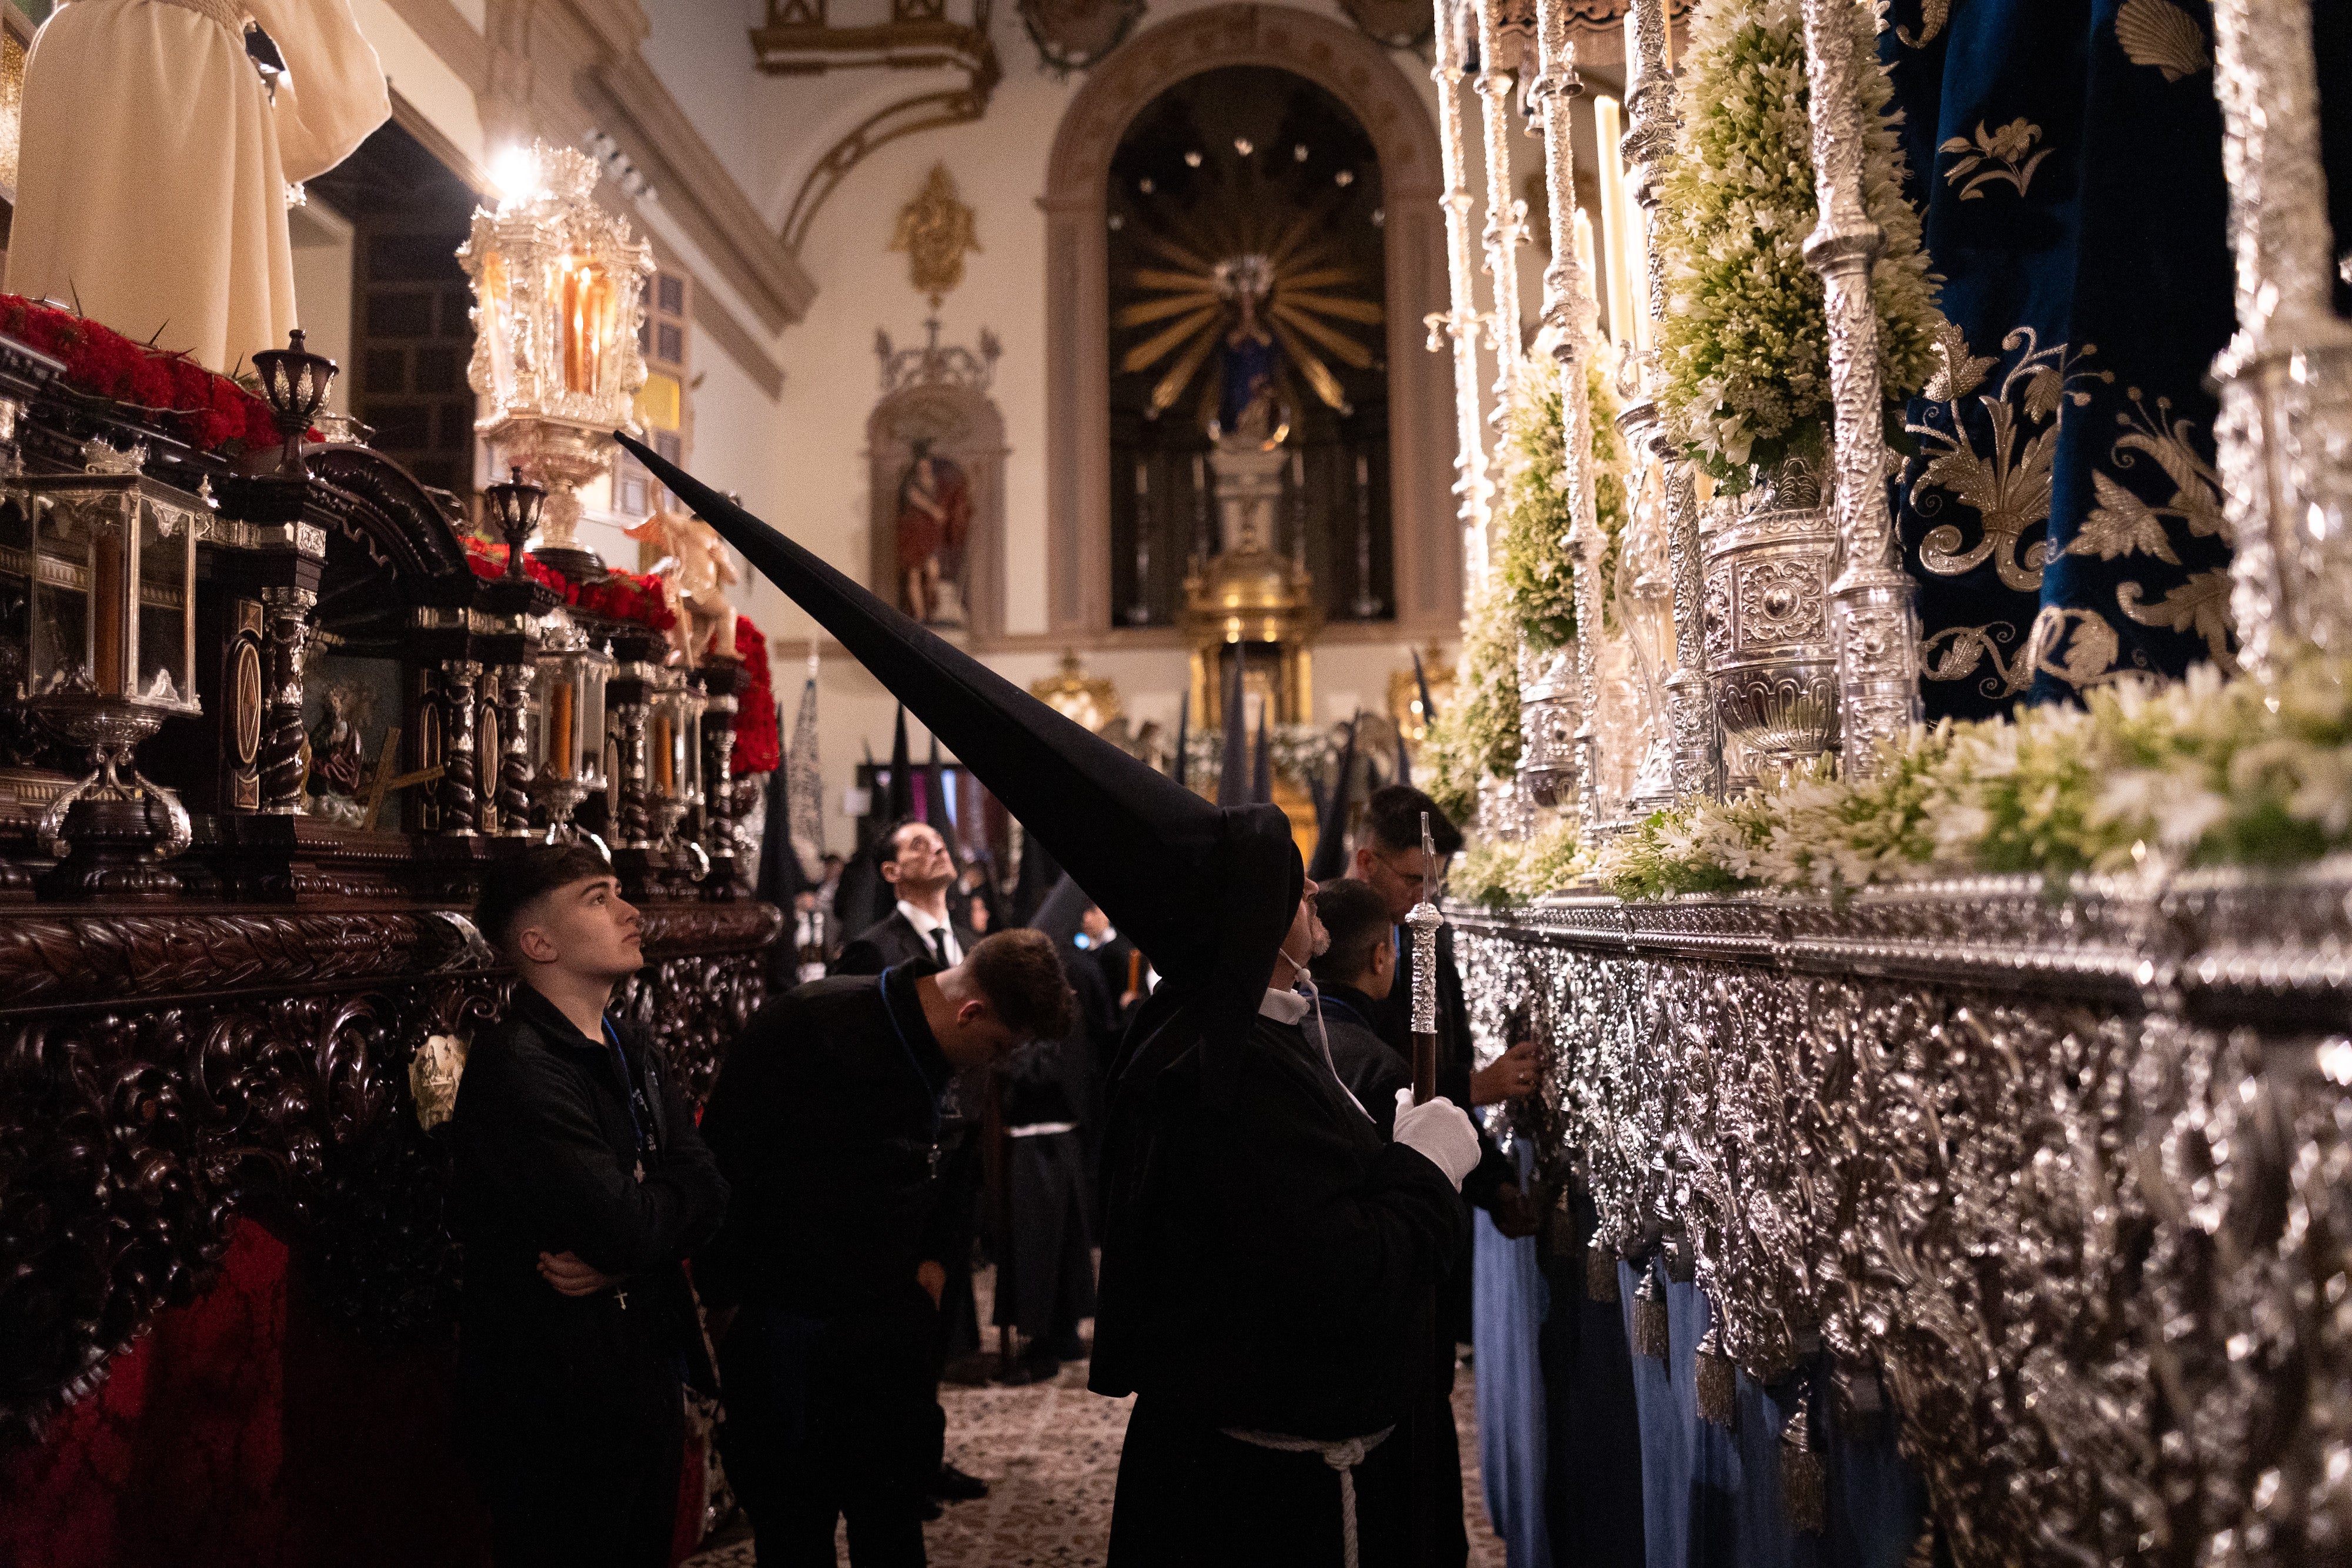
top-left (92, 524), bottom-right (123, 694)
top-left (1593, 96), bottom-right (1636, 351)
top-left (550, 681), bottom-right (574, 781)
top-left (654, 710), bottom-right (674, 796)
top-left (1137, 460), bottom-right (1150, 500)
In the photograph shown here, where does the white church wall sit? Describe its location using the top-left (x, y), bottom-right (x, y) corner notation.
top-left (323, 0), bottom-right (1608, 858)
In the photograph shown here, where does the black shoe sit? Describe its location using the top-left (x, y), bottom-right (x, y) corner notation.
top-left (932, 1462), bottom-right (990, 1502)
top-left (917, 1495), bottom-right (944, 1522)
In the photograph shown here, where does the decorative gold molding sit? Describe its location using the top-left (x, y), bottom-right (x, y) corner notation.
top-left (891, 164), bottom-right (981, 307)
top-left (756, 0), bottom-right (1003, 255)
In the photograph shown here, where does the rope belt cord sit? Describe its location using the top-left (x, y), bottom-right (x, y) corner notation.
top-left (1220, 1425), bottom-right (1394, 1568)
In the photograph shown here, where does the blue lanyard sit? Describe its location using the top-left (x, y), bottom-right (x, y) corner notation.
top-left (877, 973), bottom-right (945, 1172)
top-left (602, 1018), bottom-right (652, 1159)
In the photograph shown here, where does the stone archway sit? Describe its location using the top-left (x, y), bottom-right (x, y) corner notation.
top-left (1038, 4), bottom-right (1456, 638)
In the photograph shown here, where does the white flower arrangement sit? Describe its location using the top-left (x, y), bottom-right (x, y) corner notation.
top-left (1652, 0), bottom-right (1943, 490)
top-left (1572, 653), bottom-right (2352, 903)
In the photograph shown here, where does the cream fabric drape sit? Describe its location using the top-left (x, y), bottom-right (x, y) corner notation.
top-left (4, 0), bottom-right (389, 373)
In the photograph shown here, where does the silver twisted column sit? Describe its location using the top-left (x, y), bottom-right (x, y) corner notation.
top-left (2209, 0), bottom-right (2352, 676)
top-left (1428, 0), bottom-right (1496, 586)
top-left (1625, 0), bottom-right (1722, 803)
top-left (1798, 0), bottom-right (1920, 781)
top-left (1474, 0), bottom-right (1527, 406)
top-left (1528, 0), bottom-right (1609, 833)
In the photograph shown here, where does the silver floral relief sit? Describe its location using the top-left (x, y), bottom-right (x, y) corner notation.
top-left (1456, 864), bottom-right (2352, 1566)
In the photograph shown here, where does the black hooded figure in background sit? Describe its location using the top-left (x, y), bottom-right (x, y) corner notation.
top-left (621, 435), bottom-right (1481, 1567)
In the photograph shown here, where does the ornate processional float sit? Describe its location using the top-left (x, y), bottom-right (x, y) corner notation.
top-left (1430, 0), bottom-right (2352, 1561)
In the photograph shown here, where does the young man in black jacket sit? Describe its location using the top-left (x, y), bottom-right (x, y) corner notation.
top-left (698, 928), bottom-right (1075, 1567)
top-left (450, 844), bottom-right (731, 1568)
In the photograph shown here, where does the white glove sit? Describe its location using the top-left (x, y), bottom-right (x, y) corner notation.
top-left (1391, 1090), bottom-right (1479, 1191)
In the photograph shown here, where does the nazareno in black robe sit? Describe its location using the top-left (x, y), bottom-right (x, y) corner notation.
top-left (616, 434), bottom-right (1471, 1566)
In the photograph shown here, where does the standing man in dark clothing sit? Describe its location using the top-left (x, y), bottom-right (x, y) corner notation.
top-left (450, 845), bottom-right (730, 1568)
top-left (1308, 875), bottom-right (1481, 1568)
top-left (1349, 787), bottom-right (1538, 1115)
top-left (1307, 878), bottom-right (1414, 1136)
top-left (837, 819), bottom-right (975, 976)
top-left (697, 931), bottom-right (1075, 1566)
top-left (620, 434), bottom-right (1484, 1568)
top-left (835, 814), bottom-right (990, 1498)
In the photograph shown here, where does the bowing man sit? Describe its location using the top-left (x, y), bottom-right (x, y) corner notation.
top-left (697, 928), bottom-right (1074, 1566)
top-left (617, 434), bottom-right (1483, 1568)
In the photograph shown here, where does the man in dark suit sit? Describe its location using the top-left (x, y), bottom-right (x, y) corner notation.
top-left (450, 845), bottom-right (730, 1568)
top-left (699, 929), bottom-right (1074, 1566)
top-left (834, 815), bottom-right (990, 1505)
top-left (836, 819), bottom-right (977, 977)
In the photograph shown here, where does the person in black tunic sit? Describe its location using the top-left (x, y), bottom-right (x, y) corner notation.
top-left (697, 930), bottom-right (1075, 1566)
top-left (1305, 878), bottom-right (1414, 1136)
top-left (617, 434), bottom-right (1485, 1568)
top-left (991, 878), bottom-right (1116, 1385)
top-left (450, 845), bottom-right (730, 1568)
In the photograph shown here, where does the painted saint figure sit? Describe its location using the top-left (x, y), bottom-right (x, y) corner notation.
top-left (894, 439), bottom-right (973, 626)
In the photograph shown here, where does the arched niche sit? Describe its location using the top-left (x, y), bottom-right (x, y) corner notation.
top-left (867, 382), bottom-right (1010, 642)
top-left (1040, 3), bottom-right (1456, 640)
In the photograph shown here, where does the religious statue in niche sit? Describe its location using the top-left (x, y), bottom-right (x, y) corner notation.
top-left (1115, 166), bottom-right (1382, 437)
top-left (895, 439), bottom-right (973, 626)
top-left (306, 678), bottom-right (373, 825)
top-left (1216, 258), bottom-right (1283, 446)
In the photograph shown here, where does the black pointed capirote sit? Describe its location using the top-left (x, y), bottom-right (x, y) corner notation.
top-left (614, 434), bottom-right (1299, 1004)
top-left (1172, 689), bottom-right (1190, 790)
top-left (1249, 704), bottom-right (1273, 806)
top-left (1305, 712), bottom-right (1360, 881)
top-left (886, 704), bottom-right (913, 820)
top-left (1215, 646), bottom-right (1249, 810)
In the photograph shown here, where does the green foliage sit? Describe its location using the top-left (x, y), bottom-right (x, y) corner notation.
top-left (1457, 817), bottom-right (1588, 908)
top-left (1424, 585), bottom-right (1522, 824)
top-left (1653, 0), bottom-right (1942, 492)
top-left (1493, 356), bottom-right (1629, 655)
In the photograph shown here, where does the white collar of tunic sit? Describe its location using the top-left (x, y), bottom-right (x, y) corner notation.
top-left (1258, 987), bottom-right (1309, 1025)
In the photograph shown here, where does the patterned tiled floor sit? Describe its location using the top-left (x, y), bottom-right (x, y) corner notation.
top-left (684, 1269), bottom-right (1509, 1567)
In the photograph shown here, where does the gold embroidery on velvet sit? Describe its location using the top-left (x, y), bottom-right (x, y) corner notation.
top-left (2070, 387), bottom-right (2224, 564)
top-left (2116, 0), bottom-right (2211, 83)
top-left (1939, 119), bottom-right (2054, 200)
top-left (1920, 606), bottom-right (2126, 698)
top-left (1907, 323), bottom-right (2108, 593)
top-left (1896, 0), bottom-right (1949, 49)
top-left (2117, 569), bottom-right (2239, 673)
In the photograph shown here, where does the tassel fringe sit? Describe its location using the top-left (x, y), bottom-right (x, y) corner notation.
top-left (1779, 1388), bottom-right (1826, 1535)
top-left (1632, 1268), bottom-right (1668, 1359)
top-left (1694, 1319), bottom-right (1735, 1427)
top-left (1586, 1245), bottom-right (1618, 1303)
